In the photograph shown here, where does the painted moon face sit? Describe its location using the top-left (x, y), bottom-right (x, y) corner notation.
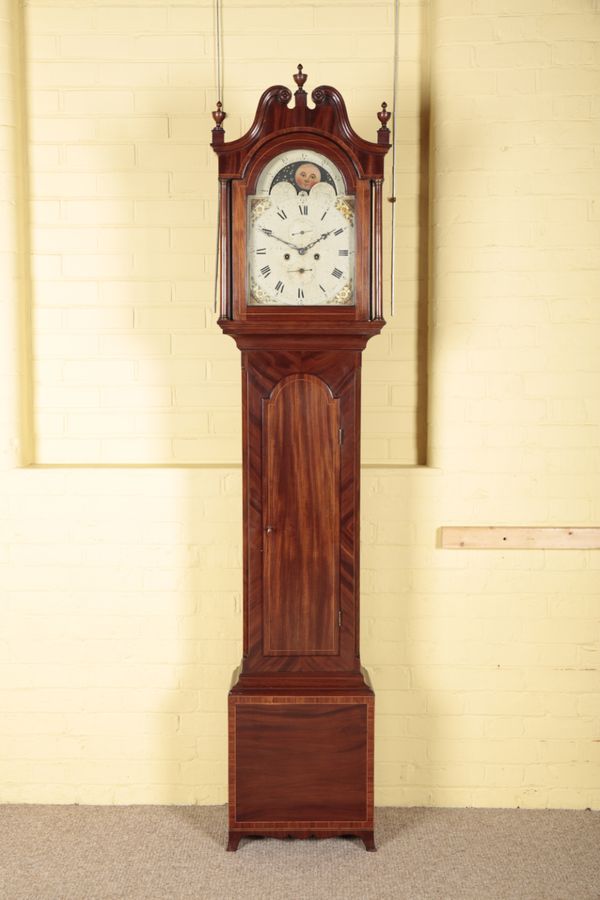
top-left (294, 163), bottom-right (321, 191)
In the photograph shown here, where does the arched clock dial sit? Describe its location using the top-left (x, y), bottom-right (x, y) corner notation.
top-left (247, 150), bottom-right (355, 306)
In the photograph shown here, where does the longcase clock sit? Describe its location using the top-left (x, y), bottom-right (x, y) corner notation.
top-left (211, 65), bottom-right (391, 852)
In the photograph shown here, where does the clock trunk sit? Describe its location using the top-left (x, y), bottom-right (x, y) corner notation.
top-left (241, 350), bottom-right (362, 677)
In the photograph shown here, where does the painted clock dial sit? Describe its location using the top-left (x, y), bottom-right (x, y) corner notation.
top-left (247, 149), bottom-right (355, 306)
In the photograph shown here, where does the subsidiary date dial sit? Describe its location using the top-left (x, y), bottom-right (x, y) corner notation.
top-left (247, 150), bottom-right (355, 307)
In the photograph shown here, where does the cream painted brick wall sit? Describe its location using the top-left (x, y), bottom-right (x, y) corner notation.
top-left (25, 0), bottom-right (424, 465)
top-left (0, 0), bottom-right (599, 809)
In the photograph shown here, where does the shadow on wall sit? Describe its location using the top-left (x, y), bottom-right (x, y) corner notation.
top-left (9, 0), bottom-right (35, 467)
top-left (416, 83), bottom-right (430, 468)
top-left (363, 0), bottom-right (437, 809)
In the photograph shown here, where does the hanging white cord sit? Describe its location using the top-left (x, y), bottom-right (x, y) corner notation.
top-left (213, 0), bottom-right (224, 314)
top-left (214, 0), bottom-right (223, 110)
top-left (389, 0), bottom-right (400, 316)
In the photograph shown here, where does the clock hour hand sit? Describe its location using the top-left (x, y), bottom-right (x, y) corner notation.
top-left (297, 228), bottom-right (339, 255)
top-left (259, 227), bottom-right (300, 251)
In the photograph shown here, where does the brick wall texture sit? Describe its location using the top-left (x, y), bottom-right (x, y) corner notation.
top-left (0, 0), bottom-right (599, 807)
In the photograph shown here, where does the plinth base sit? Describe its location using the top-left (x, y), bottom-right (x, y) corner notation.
top-left (227, 829), bottom-right (375, 852)
top-left (228, 685), bottom-right (374, 852)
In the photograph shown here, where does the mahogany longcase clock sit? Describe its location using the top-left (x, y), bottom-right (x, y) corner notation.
top-left (211, 65), bottom-right (391, 852)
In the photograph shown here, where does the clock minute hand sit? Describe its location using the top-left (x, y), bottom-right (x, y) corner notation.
top-left (298, 228), bottom-right (339, 254)
top-left (259, 227), bottom-right (300, 251)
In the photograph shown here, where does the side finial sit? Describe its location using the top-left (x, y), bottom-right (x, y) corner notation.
top-left (377, 101), bottom-right (391, 145)
top-left (212, 101), bottom-right (226, 129)
top-left (293, 63), bottom-right (307, 93)
top-left (211, 101), bottom-right (226, 145)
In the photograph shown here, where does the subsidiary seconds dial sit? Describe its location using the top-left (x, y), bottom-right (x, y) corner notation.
top-left (247, 150), bottom-right (355, 307)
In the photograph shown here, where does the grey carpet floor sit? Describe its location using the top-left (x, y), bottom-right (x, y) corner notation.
top-left (1, 806), bottom-right (599, 900)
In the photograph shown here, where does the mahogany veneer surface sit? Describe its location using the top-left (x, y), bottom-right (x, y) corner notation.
top-left (230, 695), bottom-right (373, 828)
top-left (264, 375), bottom-right (340, 656)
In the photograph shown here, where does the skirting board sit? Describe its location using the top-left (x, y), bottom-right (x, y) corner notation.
top-left (440, 527), bottom-right (600, 550)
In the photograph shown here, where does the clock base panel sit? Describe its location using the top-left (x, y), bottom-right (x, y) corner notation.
top-left (228, 689), bottom-right (374, 851)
